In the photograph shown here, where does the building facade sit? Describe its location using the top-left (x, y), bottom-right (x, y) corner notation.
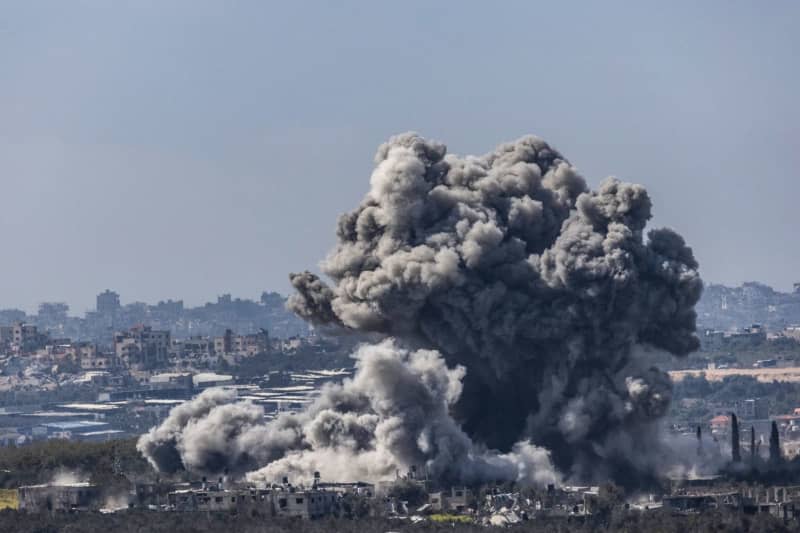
top-left (114, 325), bottom-right (170, 369)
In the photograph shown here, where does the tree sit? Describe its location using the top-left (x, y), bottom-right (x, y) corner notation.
top-left (770, 420), bottom-right (782, 464)
top-left (696, 426), bottom-right (703, 458)
top-left (731, 413), bottom-right (741, 462)
top-left (385, 480), bottom-right (427, 508)
top-left (592, 483), bottom-right (624, 528)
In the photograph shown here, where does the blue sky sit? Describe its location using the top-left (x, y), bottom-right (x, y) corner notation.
top-left (1, 1), bottom-right (798, 312)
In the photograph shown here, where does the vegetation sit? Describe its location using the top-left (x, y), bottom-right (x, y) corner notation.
top-left (386, 480), bottom-right (429, 508)
top-left (670, 374), bottom-right (800, 422)
top-left (731, 413), bottom-right (741, 462)
top-left (0, 438), bottom-right (152, 489)
top-left (54, 355), bottom-right (82, 375)
top-left (0, 440), bottom-right (798, 531)
top-left (648, 335), bottom-right (800, 372)
top-left (0, 507), bottom-right (796, 533)
top-left (771, 420), bottom-right (782, 464)
top-left (703, 337), bottom-right (800, 367)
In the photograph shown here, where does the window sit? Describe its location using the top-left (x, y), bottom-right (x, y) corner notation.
top-left (295, 498), bottom-right (304, 504)
top-left (215, 497), bottom-right (223, 503)
top-left (279, 498), bottom-right (287, 508)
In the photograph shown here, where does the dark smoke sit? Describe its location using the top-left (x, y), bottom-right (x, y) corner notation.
top-left (140, 132), bottom-right (702, 488)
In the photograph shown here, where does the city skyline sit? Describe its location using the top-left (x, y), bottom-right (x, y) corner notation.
top-left (5, 277), bottom-right (800, 318)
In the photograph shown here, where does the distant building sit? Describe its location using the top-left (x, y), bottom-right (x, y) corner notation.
top-left (62, 341), bottom-right (115, 369)
top-left (153, 299), bottom-right (184, 314)
top-left (273, 487), bottom-right (337, 519)
top-left (63, 341), bottom-right (92, 359)
top-left (280, 337), bottom-right (304, 353)
top-left (710, 414), bottom-right (731, 435)
top-left (37, 302), bottom-right (69, 323)
top-left (96, 289), bottom-right (121, 315)
top-left (261, 291), bottom-right (284, 307)
top-left (729, 324), bottom-right (767, 343)
top-left (701, 325), bottom-right (768, 351)
top-left (213, 329), bottom-right (234, 356)
top-left (213, 329), bottom-right (269, 357)
top-left (785, 326), bottom-right (800, 342)
top-left (39, 420), bottom-right (111, 440)
top-left (703, 329), bottom-right (726, 351)
top-left (65, 342), bottom-right (117, 370)
top-left (663, 491), bottom-right (742, 513)
top-left (192, 373), bottom-right (233, 389)
top-left (0, 322), bottom-right (49, 354)
top-left (239, 330), bottom-right (270, 356)
top-left (428, 487), bottom-right (471, 513)
top-left (180, 337), bottom-right (213, 355)
top-left (150, 372), bottom-right (194, 390)
top-left (114, 325), bottom-right (170, 369)
top-left (737, 398), bottom-right (770, 420)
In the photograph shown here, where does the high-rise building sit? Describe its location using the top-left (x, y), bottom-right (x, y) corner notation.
top-left (97, 290), bottom-right (121, 314)
top-left (37, 302), bottom-right (69, 323)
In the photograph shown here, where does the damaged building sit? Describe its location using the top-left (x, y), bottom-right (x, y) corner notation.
top-left (167, 478), bottom-right (337, 519)
top-left (18, 483), bottom-right (101, 513)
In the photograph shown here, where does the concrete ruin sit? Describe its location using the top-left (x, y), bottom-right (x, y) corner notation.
top-left (18, 483), bottom-right (100, 512)
top-left (167, 478), bottom-right (337, 519)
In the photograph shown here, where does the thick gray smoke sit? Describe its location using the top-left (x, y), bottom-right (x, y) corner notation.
top-left (139, 340), bottom-right (560, 486)
top-left (139, 133), bottom-right (702, 488)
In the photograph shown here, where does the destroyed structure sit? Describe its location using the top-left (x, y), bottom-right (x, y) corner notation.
top-left (18, 482), bottom-right (100, 513)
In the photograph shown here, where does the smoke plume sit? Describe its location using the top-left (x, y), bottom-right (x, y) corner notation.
top-left (139, 132), bottom-right (702, 488)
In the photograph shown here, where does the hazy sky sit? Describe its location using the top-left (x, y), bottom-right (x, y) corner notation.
top-left (2, 1), bottom-right (798, 314)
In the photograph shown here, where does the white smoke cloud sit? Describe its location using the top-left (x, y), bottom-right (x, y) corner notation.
top-left (139, 339), bottom-right (560, 486)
